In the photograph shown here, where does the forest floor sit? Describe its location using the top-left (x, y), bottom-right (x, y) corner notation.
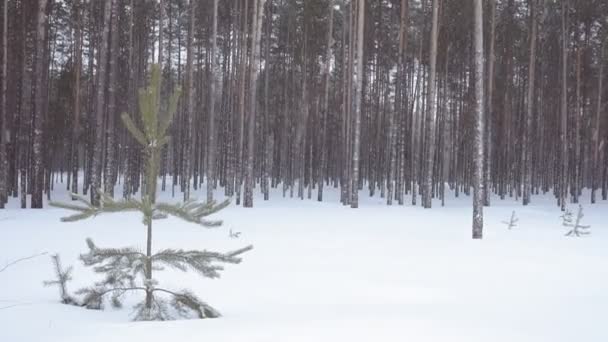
top-left (1, 184), bottom-right (607, 342)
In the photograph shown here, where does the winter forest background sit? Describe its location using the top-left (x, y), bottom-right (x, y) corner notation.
top-left (0, 0), bottom-right (606, 217)
top-left (0, 0), bottom-right (608, 222)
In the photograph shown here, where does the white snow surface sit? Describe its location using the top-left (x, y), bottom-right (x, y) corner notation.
top-left (1, 184), bottom-right (607, 342)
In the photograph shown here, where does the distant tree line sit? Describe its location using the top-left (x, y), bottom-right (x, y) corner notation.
top-left (0, 0), bottom-right (607, 217)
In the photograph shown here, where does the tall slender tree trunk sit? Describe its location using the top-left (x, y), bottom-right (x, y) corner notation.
top-left (244, 0), bottom-right (266, 208)
top-left (104, 0), bottom-right (119, 197)
top-left (236, 0), bottom-right (249, 205)
top-left (318, 0), bottom-right (334, 203)
top-left (472, 0), bottom-right (484, 239)
top-left (423, 0), bottom-right (439, 208)
top-left (70, 0), bottom-right (82, 199)
top-left (31, 0), bottom-right (49, 208)
top-left (560, 0), bottom-right (568, 211)
top-left (388, 0), bottom-right (408, 206)
top-left (523, 0), bottom-right (537, 205)
top-left (90, 0), bottom-right (112, 205)
top-left (484, 0), bottom-right (496, 206)
top-left (207, 0), bottom-right (219, 202)
top-left (183, 0), bottom-right (195, 201)
top-left (591, 42), bottom-right (604, 203)
top-left (573, 39), bottom-right (581, 203)
top-left (0, 0), bottom-right (7, 208)
top-left (350, 0), bottom-right (364, 208)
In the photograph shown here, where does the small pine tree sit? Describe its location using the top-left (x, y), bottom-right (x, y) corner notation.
top-left (501, 211), bottom-right (518, 230)
top-left (43, 254), bottom-right (76, 305)
top-left (563, 205), bottom-right (591, 237)
top-left (50, 65), bottom-right (252, 321)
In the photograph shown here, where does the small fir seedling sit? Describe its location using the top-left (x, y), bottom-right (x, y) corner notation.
top-left (563, 205), bottom-right (591, 237)
top-left (50, 65), bottom-right (252, 321)
top-left (501, 211), bottom-right (518, 230)
top-left (43, 254), bottom-right (77, 305)
top-left (229, 229), bottom-right (241, 239)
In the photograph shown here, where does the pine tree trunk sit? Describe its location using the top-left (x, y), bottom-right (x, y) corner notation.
top-left (423, 0), bottom-right (439, 208)
top-left (244, 0), bottom-right (266, 208)
top-left (388, 0), bottom-right (408, 206)
top-left (70, 0), bottom-right (82, 199)
top-left (472, 0), bottom-right (484, 239)
top-left (484, 0), bottom-right (496, 206)
top-left (350, 0), bottom-right (364, 208)
top-left (207, 0), bottom-right (219, 202)
top-left (0, 0), bottom-right (7, 208)
top-left (183, 0), bottom-right (195, 201)
top-left (104, 0), bottom-right (119, 197)
top-left (560, 0), bottom-right (568, 211)
top-left (236, 0), bottom-right (248, 205)
top-left (572, 41), bottom-right (581, 204)
top-left (90, 0), bottom-right (112, 205)
top-left (591, 42), bottom-right (604, 203)
top-left (30, 0), bottom-right (49, 209)
top-left (523, 0), bottom-right (537, 205)
top-left (318, 0), bottom-right (333, 203)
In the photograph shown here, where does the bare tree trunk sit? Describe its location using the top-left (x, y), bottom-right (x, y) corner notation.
top-left (158, 0), bottom-right (164, 66)
top-left (523, 0), bottom-right (537, 205)
top-left (388, 0), bottom-right (408, 206)
top-left (318, 0), bottom-right (333, 203)
top-left (560, 0), bottom-right (568, 211)
top-left (207, 0), bottom-right (219, 202)
top-left (183, 0), bottom-right (195, 201)
top-left (236, 0), bottom-right (248, 205)
top-left (472, 0), bottom-right (484, 239)
top-left (571, 38), bottom-right (581, 203)
top-left (244, 0), bottom-right (266, 208)
top-left (31, 0), bottom-right (49, 209)
top-left (591, 42), bottom-right (604, 203)
top-left (350, 0), bottom-right (364, 208)
top-left (70, 0), bottom-right (82, 199)
top-left (484, 0), bottom-right (496, 206)
top-left (423, 0), bottom-right (439, 208)
top-left (90, 0), bottom-right (112, 205)
top-left (123, 0), bottom-right (135, 199)
top-left (0, 0), bottom-right (7, 208)
top-left (104, 0), bottom-right (119, 197)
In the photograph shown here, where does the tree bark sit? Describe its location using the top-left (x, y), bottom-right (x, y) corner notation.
top-left (244, 0), bottom-right (267, 208)
top-left (183, 0), bottom-right (195, 201)
top-left (560, 0), bottom-right (568, 211)
top-left (207, 0), bottom-right (219, 202)
top-left (90, 0), bottom-right (112, 205)
top-left (350, 0), bottom-right (364, 208)
top-left (591, 42), bottom-right (604, 203)
top-left (523, 0), bottom-right (537, 205)
top-left (104, 0), bottom-right (119, 197)
top-left (423, 0), bottom-right (439, 208)
top-left (0, 0), bottom-right (7, 208)
top-left (30, 0), bottom-right (49, 208)
top-left (472, 0), bottom-right (484, 239)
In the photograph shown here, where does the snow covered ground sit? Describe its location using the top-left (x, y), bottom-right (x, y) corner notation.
top-left (1, 184), bottom-right (607, 342)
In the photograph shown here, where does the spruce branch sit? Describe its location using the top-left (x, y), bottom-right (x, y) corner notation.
top-left (80, 238), bottom-right (146, 288)
top-left (155, 199), bottom-right (231, 227)
top-left (152, 245), bottom-right (253, 279)
top-left (120, 112), bottom-right (147, 147)
top-left (50, 191), bottom-right (143, 222)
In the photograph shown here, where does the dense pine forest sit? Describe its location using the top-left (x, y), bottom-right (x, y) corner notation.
top-left (0, 0), bottom-right (607, 217)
